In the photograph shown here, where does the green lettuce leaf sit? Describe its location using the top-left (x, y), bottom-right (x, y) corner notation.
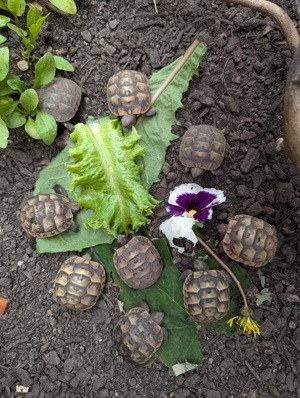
top-left (66, 119), bottom-right (158, 236)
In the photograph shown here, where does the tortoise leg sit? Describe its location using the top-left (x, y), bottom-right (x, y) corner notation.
top-left (53, 184), bottom-right (67, 196)
top-left (121, 114), bottom-right (136, 128)
top-left (69, 221), bottom-right (78, 233)
top-left (145, 107), bottom-right (157, 117)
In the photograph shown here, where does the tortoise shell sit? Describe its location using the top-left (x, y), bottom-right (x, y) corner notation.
top-left (20, 193), bottom-right (75, 238)
top-left (183, 270), bottom-right (230, 323)
top-left (107, 70), bottom-right (151, 117)
top-left (179, 125), bottom-right (226, 170)
top-left (222, 215), bottom-right (278, 267)
top-left (113, 307), bottom-right (164, 365)
top-left (37, 77), bottom-right (82, 123)
top-left (53, 255), bottom-right (106, 311)
top-left (113, 236), bottom-right (163, 289)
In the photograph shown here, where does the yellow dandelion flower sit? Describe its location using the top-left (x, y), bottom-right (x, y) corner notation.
top-left (227, 307), bottom-right (261, 338)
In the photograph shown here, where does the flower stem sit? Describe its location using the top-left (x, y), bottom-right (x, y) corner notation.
top-left (196, 236), bottom-right (248, 309)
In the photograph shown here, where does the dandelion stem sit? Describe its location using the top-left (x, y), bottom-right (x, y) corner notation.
top-left (196, 236), bottom-right (248, 309)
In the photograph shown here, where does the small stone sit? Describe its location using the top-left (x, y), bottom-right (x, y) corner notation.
top-left (0, 277), bottom-right (12, 286)
top-left (150, 47), bottom-right (161, 69)
top-left (286, 372), bottom-right (295, 392)
top-left (109, 19), bottom-right (119, 29)
top-left (246, 201), bottom-right (262, 216)
top-left (81, 30), bottom-right (92, 42)
top-left (260, 368), bottom-right (273, 381)
top-left (241, 148), bottom-right (260, 173)
top-left (236, 185), bottom-right (250, 198)
top-left (206, 389), bottom-right (222, 398)
top-left (43, 350), bottom-right (60, 366)
top-left (92, 377), bottom-right (107, 391)
top-left (184, 373), bottom-right (201, 387)
top-left (276, 182), bottom-right (293, 204)
top-left (260, 318), bottom-right (276, 339)
top-left (64, 358), bottom-right (74, 372)
top-left (9, 368), bottom-right (33, 386)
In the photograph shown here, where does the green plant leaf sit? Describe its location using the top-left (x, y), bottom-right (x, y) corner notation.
top-left (137, 42), bottom-right (207, 189)
top-left (0, 35), bottom-right (7, 44)
top-left (53, 55), bottom-right (74, 72)
top-left (34, 109), bottom-right (57, 144)
top-left (0, 117), bottom-right (9, 148)
top-left (0, 96), bottom-right (18, 118)
top-left (255, 288), bottom-right (272, 306)
top-left (5, 110), bottom-right (26, 128)
top-left (20, 88), bottom-right (38, 113)
top-left (33, 53), bottom-right (56, 89)
top-left (7, 74), bottom-right (27, 93)
top-left (0, 0), bottom-right (9, 12)
top-left (48, 0), bottom-right (77, 15)
top-left (66, 119), bottom-right (159, 236)
top-left (27, 8), bottom-right (50, 46)
top-left (0, 15), bottom-right (10, 27)
top-left (7, 22), bottom-right (27, 38)
top-left (33, 145), bottom-right (114, 253)
top-left (91, 239), bottom-right (203, 371)
top-left (0, 46), bottom-right (9, 82)
top-left (7, 0), bottom-right (25, 17)
top-left (25, 116), bottom-right (40, 139)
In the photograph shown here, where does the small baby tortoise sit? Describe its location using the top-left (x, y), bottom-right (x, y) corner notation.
top-left (113, 236), bottom-right (163, 289)
top-left (183, 260), bottom-right (230, 323)
top-left (37, 77), bottom-right (82, 123)
top-left (222, 214), bottom-right (278, 267)
top-left (107, 70), bottom-right (156, 128)
top-left (113, 306), bottom-right (165, 365)
top-left (53, 254), bottom-right (106, 311)
top-left (179, 125), bottom-right (226, 170)
top-left (20, 184), bottom-right (79, 238)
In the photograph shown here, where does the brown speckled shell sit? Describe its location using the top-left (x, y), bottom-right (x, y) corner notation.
top-left (179, 125), bottom-right (226, 169)
top-left (107, 70), bottom-right (151, 116)
top-left (20, 193), bottom-right (73, 238)
top-left (113, 236), bottom-right (163, 289)
top-left (222, 215), bottom-right (278, 267)
top-left (53, 256), bottom-right (106, 311)
top-left (183, 270), bottom-right (230, 323)
top-left (113, 307), bottom-right (164, 365)
top-left (37, 77), bottom-right (82, 123)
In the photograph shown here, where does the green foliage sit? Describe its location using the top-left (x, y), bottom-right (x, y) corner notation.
top-left (0, 48), bottom-right (77, 147)
top-left (66, 119), bottom-right (159, 236)
top-left (91, 239), bottom-right (203, 372)
top-left (137, 43), bottom-right (207, 189)
top-left (91, 239), bottom-right (251, 372)
top-left (48, 0), bottom-right (77, 15)
top-left (34, 43), bottom-right (207, 253)
top-left (33, 139), bottom-right (114, 253)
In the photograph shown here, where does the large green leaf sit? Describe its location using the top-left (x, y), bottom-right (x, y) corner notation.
top-left (34, 145), bottom-right (114, 253)
top-left (66, 119), bottom-right (158, 236)
top-left (138, 42), bottom-right (207, 189)
top-left (91, 239), bottom-right (203, 372)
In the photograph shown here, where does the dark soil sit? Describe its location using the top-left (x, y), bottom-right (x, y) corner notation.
top-left (1, 0), bottom-right (300, 397)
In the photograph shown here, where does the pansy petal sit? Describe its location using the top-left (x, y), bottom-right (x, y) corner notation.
top-left (193, 191), bottom-right (217, 211)
top-left (167, 204), bottom-right (185, 216)
top-left (168, 183), bottom-right (203, 206)
top-left (176, 193), bottom-right (198, 212)
top-left (159, 216), bottom-right (198, 253)
top-left (193, 207), bottom-right (211, 223)
top-left (200, 187), bottom-right (226, 205)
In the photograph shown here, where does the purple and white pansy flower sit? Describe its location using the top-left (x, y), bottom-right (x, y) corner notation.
top-left (159, 183), bottom-right (226, 253)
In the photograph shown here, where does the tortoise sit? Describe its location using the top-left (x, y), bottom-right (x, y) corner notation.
top-left (179, 125), bottom-right (226, 171)
top-left (37, 77), bottom-right (82, 123)
top-left (53, 254), bottom-right (106, 311)
top-left (182, 260), bottom-right (230, 323)
top-left (20, 184), bottom-right (79, 238)
top-left (222, 214), bottom-right (278, 267)
top-left (113, 236), bottom-right (163, 289)
top-left (113, 306), bottom-right (165, 365)
top-left (107, 70), bottom-right (156, 128)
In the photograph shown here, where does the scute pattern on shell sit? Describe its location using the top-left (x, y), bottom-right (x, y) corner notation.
top-left (37, 77), bottom-right (82, 123)
top-left (183, 270), bottom-right (230, 323)
top-left (113, 236), bottom-right (163, 289)
top-left (53, 256), bottom-right (106, 311)
top-left (179, 125), bottom-right (226, 169)
top-left (20, 193), bottom-right (73, 238)
top-left (222, 215), bottom-right (278, 267)
top-left (113, 307), bottom-right (164, 365)
top-left (107, 70), bottom-right (151, 116)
